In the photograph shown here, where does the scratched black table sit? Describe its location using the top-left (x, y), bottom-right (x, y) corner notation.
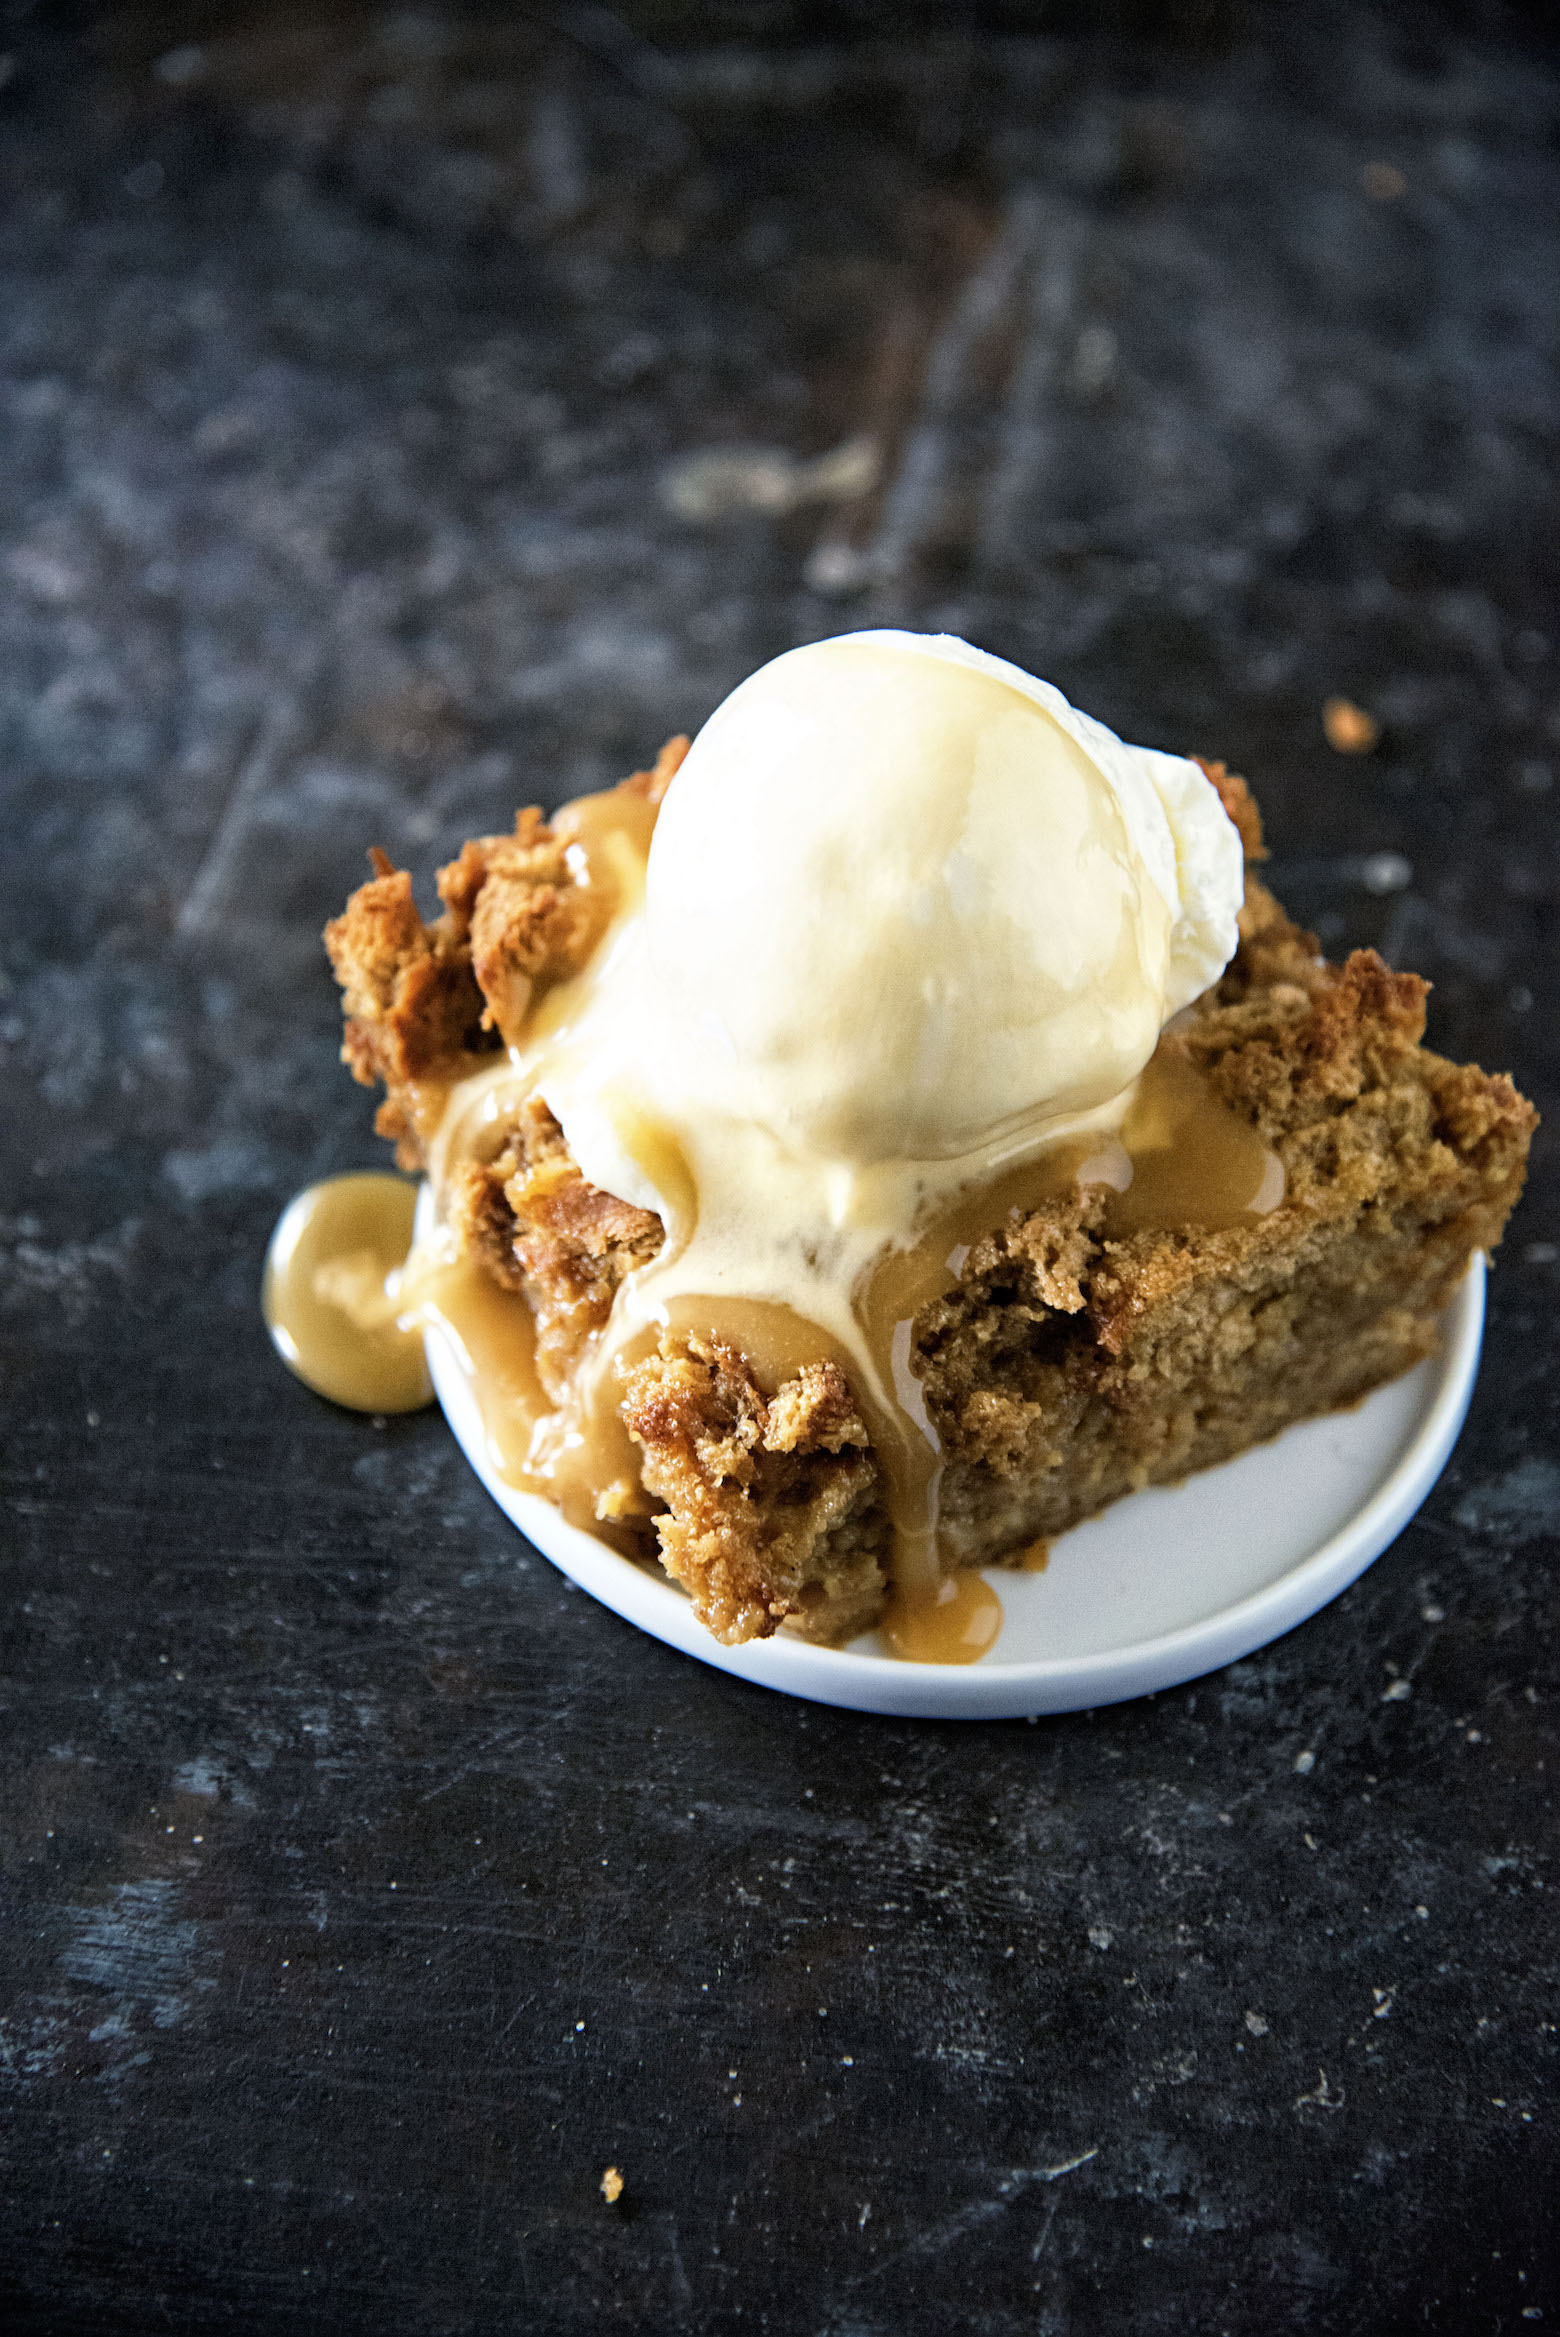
top-left (2, 7), bottom-right (1556, 2332)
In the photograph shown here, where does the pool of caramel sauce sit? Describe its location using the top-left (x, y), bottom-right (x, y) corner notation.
top-left (262, 1172), bottom-right (433, 1414)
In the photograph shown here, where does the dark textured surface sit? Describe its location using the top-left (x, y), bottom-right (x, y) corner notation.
top-left (2, 7), bottom-right (1557, 2332)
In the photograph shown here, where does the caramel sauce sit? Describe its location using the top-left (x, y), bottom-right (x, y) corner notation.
top-left (652, 1292), bottom-right (856, 1389)
top-left (608, 1103), bottom-right (699, 1243)
top-left (553, 780), bottom-right (660, 887)
top-left (262, 1173), bottom-right (433, 1413)
top-left (1015, 1538), bottom-right (1051, 1572)
top-left (409, 1257), bottom-right (548, 1477)
top-left (543, 782), bottom-right (660, 987)
top-left (881, 1571), bottom-right (1004, 1663)
top-left (412, 1255), bottom-right (653, 1541)
top-left (852, 1133), bottom-right (1129, 1601)
top-left (1103, 1043), bottom-right (1285, 1234)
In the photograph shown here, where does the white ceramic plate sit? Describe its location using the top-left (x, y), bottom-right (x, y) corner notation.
top-left (423, 1253), bottom-right (1484, 1719)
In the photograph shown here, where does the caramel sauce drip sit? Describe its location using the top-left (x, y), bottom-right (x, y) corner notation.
top-left (553, 780), bottom-right (660, 885)
top-left (545, 783), bottom-right (660, 980)
top-left (410, 1255), bottom-right (653, 1543)
top-left (880, 1571), bottom-right (1005, 1664)
top-left (408, 1258), bottom-right (548, 1478)
top-left (853, 1132), bottom-right (1128, 1598)
top-left (1103, 1043), bottom-right (1285, 1234)
top-left (262, 1173), bottom-right (433, 1413)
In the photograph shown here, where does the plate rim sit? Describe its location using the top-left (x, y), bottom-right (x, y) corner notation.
top-left (423, 1228), bottom-right (1484, 1720)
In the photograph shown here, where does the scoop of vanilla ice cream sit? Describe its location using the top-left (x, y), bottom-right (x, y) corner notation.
top-left (628, 632), bottom-right (1243, 1167)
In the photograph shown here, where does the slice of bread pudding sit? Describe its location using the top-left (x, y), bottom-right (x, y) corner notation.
top-left (326, 751), bottom-right (1534, 1648)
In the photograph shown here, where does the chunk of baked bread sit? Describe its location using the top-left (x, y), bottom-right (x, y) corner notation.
top-left (323, 736), bottom-right (688, 1166)
top-left (327, 755), bottom-right (1535, 1647)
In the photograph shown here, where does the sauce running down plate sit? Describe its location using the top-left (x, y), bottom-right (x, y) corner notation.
top-left (419, 1161), bottom-right (1484, 1719)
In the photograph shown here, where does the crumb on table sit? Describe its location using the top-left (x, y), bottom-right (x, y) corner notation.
top-left (1322, 696), bottom-right (1379, 753)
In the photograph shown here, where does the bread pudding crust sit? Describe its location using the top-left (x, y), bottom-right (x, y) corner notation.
top-left (326, 752), bottom-right (1536, 1648)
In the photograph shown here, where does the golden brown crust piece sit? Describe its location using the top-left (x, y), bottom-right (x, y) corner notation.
top-left (447, 1097), bottom-right (663, 1405)
top-left (1193, 756), bottom-right (1267, 862)
top-left (442, 809), bottom-right (600, 1053)
top-left (323, 736), bottom-right (689, 1167)
top-left (329, 750), bottom-right (1536, 1647)
top-left (324, 851), bottom-right (497, 1167)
